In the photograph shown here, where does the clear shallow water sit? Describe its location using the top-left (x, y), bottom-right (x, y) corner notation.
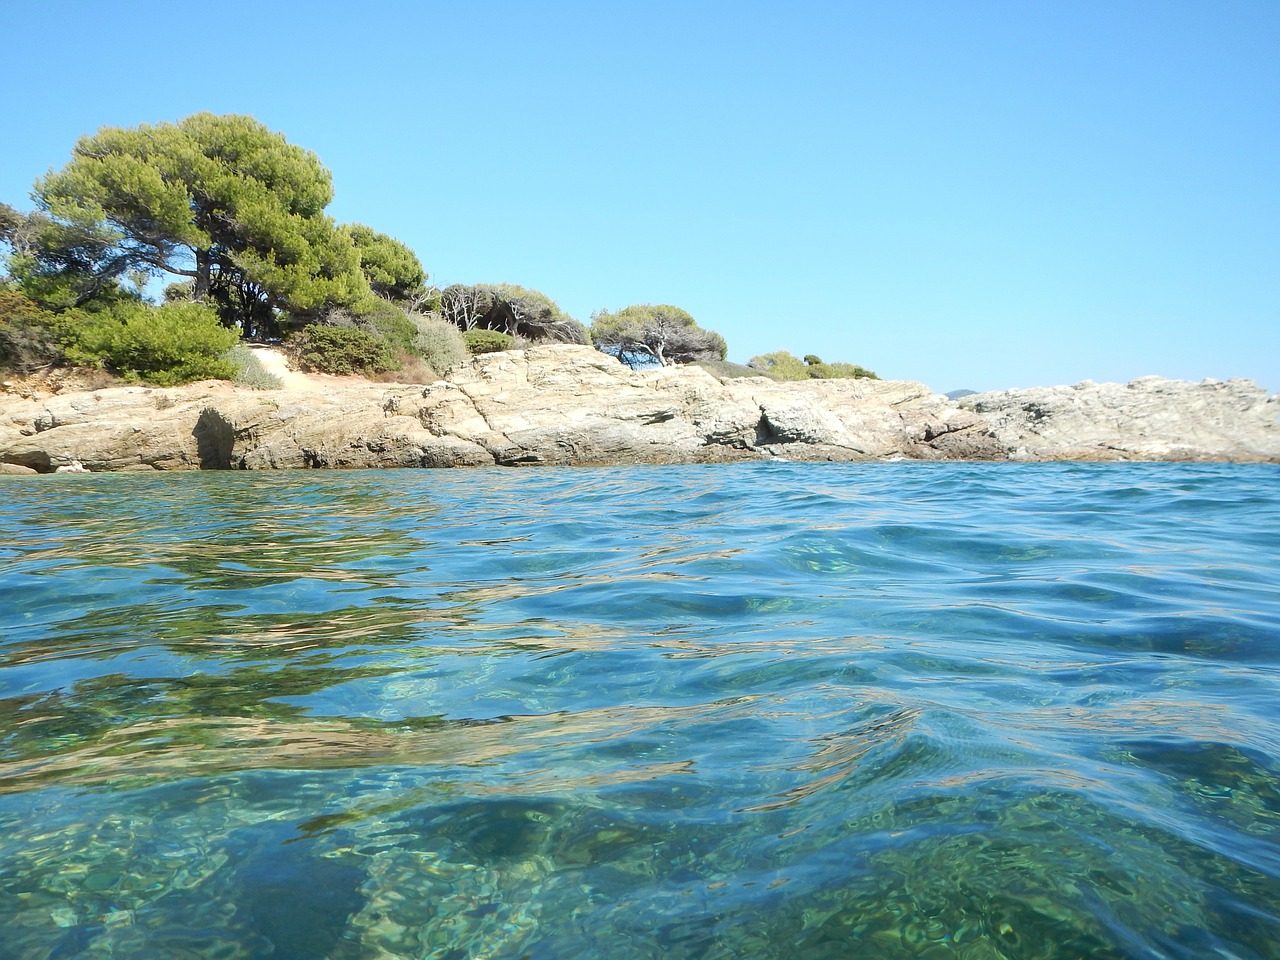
top-left (1, 462), bottom-right (1278, 960)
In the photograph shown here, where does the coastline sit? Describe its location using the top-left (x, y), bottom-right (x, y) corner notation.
top-left (2, 345), bottom-right (1277, 473)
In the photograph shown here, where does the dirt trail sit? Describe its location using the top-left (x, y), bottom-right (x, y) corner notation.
top-left (246, 345), bottom-right (319, 392)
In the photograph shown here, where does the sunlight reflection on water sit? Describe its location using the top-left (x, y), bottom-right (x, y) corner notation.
top-left (1, 462), bottom-right (1278, 958)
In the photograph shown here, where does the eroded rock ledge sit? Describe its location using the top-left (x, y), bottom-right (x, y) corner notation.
top-left (1, 346), bottom-right (1276, 472)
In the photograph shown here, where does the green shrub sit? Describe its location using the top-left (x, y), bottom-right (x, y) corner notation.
top-left (0, 288), bottom-right (45, 328)
top-left (409, 313), bottom-right (468, 375)
top-left (806, 361), bottom-right (879, 380)
top-left (354, 298), bottom-right (418, 354)
top-left (462, 328), bottom-right (514, 355)
top-left (748, 351), bottom-right (809, 381)
top-left (749, 350), bottom-right (879, 381)
top-left (225, 344), bottom-right (283, 389)
top-left (0, 288), bottom-right (67, 371)
top-left (61, 301), bottom-right (238, 385)
top-left (289, 324), bottom-right (394, 374)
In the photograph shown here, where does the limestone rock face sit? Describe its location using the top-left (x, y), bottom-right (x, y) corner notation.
top-left (961, 376), bottom-right (1280, 461)
top-left (0, 346), bottom-right (998, 471)
top-left (2, 346), bottom-right (1276, 471)
top-left (719, 376), bottom-right (1003, 461)
top-left (427, 347), bottom-right (762, 465)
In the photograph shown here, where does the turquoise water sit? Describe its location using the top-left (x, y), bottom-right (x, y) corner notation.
top-left (1, 462), bottom-right (1278, 959)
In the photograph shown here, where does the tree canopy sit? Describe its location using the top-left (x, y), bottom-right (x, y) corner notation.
top-left (30, 113), bottom-right (368, 338)
top-left (1, 201), bottom-right (135, 311)
top-left (345, 223), bottom-right (430, 306)
top-left (439, 283), bottom-right (587, 343)
top-left (589, 304), bottom-right (726, 367)
top-left (2, 112), bottom-right (888, 391)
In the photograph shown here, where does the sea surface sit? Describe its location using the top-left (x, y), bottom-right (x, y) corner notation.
top-left (1, 462), bottom-right (1278, 960)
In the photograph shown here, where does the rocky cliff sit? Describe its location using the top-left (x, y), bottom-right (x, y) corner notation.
top-left (1, 345), bottom-right (1276, 472)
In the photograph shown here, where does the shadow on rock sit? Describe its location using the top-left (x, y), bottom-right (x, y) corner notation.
top-left (193, 407), bottom-right (235, 469)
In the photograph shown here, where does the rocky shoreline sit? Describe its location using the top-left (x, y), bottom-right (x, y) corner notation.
top-left (1, 345), bottom-right (1277, 473)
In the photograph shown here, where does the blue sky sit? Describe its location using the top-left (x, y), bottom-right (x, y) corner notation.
top-left (2, 0), bottom-right (1276, 392)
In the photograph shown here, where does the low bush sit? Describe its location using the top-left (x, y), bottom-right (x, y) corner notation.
top-left (748, 351), bottom-right (809, 381)
top-left (372, 352), bottom-right (440, 384)
top-left (748, 350), bottom-right (879, 382)
top-left (289, 324), bottom-right (395, 374)
top-left (409, 313), bottom-right (468, 375)
top-left (462, 328), bottom-right (514, 355)
top-left (0, 289), bottom-right (67, 371)
top-left (355, 299), bottom-right (418, 355)
top-left (62, 301), bottom-right (238, 385)
top-left (226, 344), bottom-right (283, 389)
top-left (806, 361), bottom-right (879, 380)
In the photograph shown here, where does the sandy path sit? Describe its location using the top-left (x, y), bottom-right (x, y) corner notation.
top-left (246, 345), bottom-right (319, 392)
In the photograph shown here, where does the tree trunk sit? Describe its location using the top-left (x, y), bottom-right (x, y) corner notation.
top-left (193, 249), bottom-right (211, 300)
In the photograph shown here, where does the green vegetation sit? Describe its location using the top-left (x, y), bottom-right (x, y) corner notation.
top-left (2, 285), bottom-right (239, 385)
top-left (353, 300), bottom-right (419, 356)
top-left (289, 325), bottom-right (393, 374)
top-left (748, 351), bottom-right (808, 380)
top-left (226, 345), bottom-right (284, 390)
top-left (408, 313), bottom-right (469, 375)
top-left (589, 304), bottom-right (727, 368)
top-left (694, 358), bottom-right (763, 379)
top-left (63, 301), bottom-right (238, 386)
top-left (0, 288), bottom-right (68, 371)
top-left (344, 224), bottom-right (431, 306)
top-left (441, 283), bottom-right (587, 344)
top-left (2, 112), bottom-right (880, 387)
top-left (807, 360), bottom-right (879, 380)
top-left (30, 114), bottom-right (366, 339)
top-left (748, 350), bottom-right (878, 382)
top-left (463, 329), bottom-right (515, 355)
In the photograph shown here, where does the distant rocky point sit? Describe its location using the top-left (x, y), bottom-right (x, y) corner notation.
top-left (1, 345), bottom-right (1276, 473)
top-left (960, 376), bottom-right (1279, 462)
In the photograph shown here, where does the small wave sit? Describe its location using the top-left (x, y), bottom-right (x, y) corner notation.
top-left (1, 462), bottom-right (1278, 958)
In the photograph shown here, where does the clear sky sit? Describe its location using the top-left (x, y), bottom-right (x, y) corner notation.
top-left (2, 0), bottom-right (1276, 393)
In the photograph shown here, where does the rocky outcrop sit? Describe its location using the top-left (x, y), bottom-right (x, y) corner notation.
top-left (0, 345), bottom-right (1000, 471)
top-left (962, 376), bottom-right (1280, 462)
top-left (1, 346), bottom-right (1275, 471)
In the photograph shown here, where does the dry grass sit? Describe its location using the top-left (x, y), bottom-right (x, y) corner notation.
top-left (1, 366), bottom-right (122, 398)
top-left (371, 353), bottom-right (442, 385)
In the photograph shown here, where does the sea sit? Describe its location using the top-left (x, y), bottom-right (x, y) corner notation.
top-left (1, 461), bottom-right (1278, 960)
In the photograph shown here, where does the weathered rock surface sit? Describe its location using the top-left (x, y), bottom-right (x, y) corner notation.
top-left (962, 376), bottom-right (1280, 462)
top-left (0, 345), bottom-right (999, 471)
top-left (0, 346), bottom-right (1275, 471)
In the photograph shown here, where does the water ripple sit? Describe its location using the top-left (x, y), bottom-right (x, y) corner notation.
top-left (1, 462), bottom-right (1278, 958)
